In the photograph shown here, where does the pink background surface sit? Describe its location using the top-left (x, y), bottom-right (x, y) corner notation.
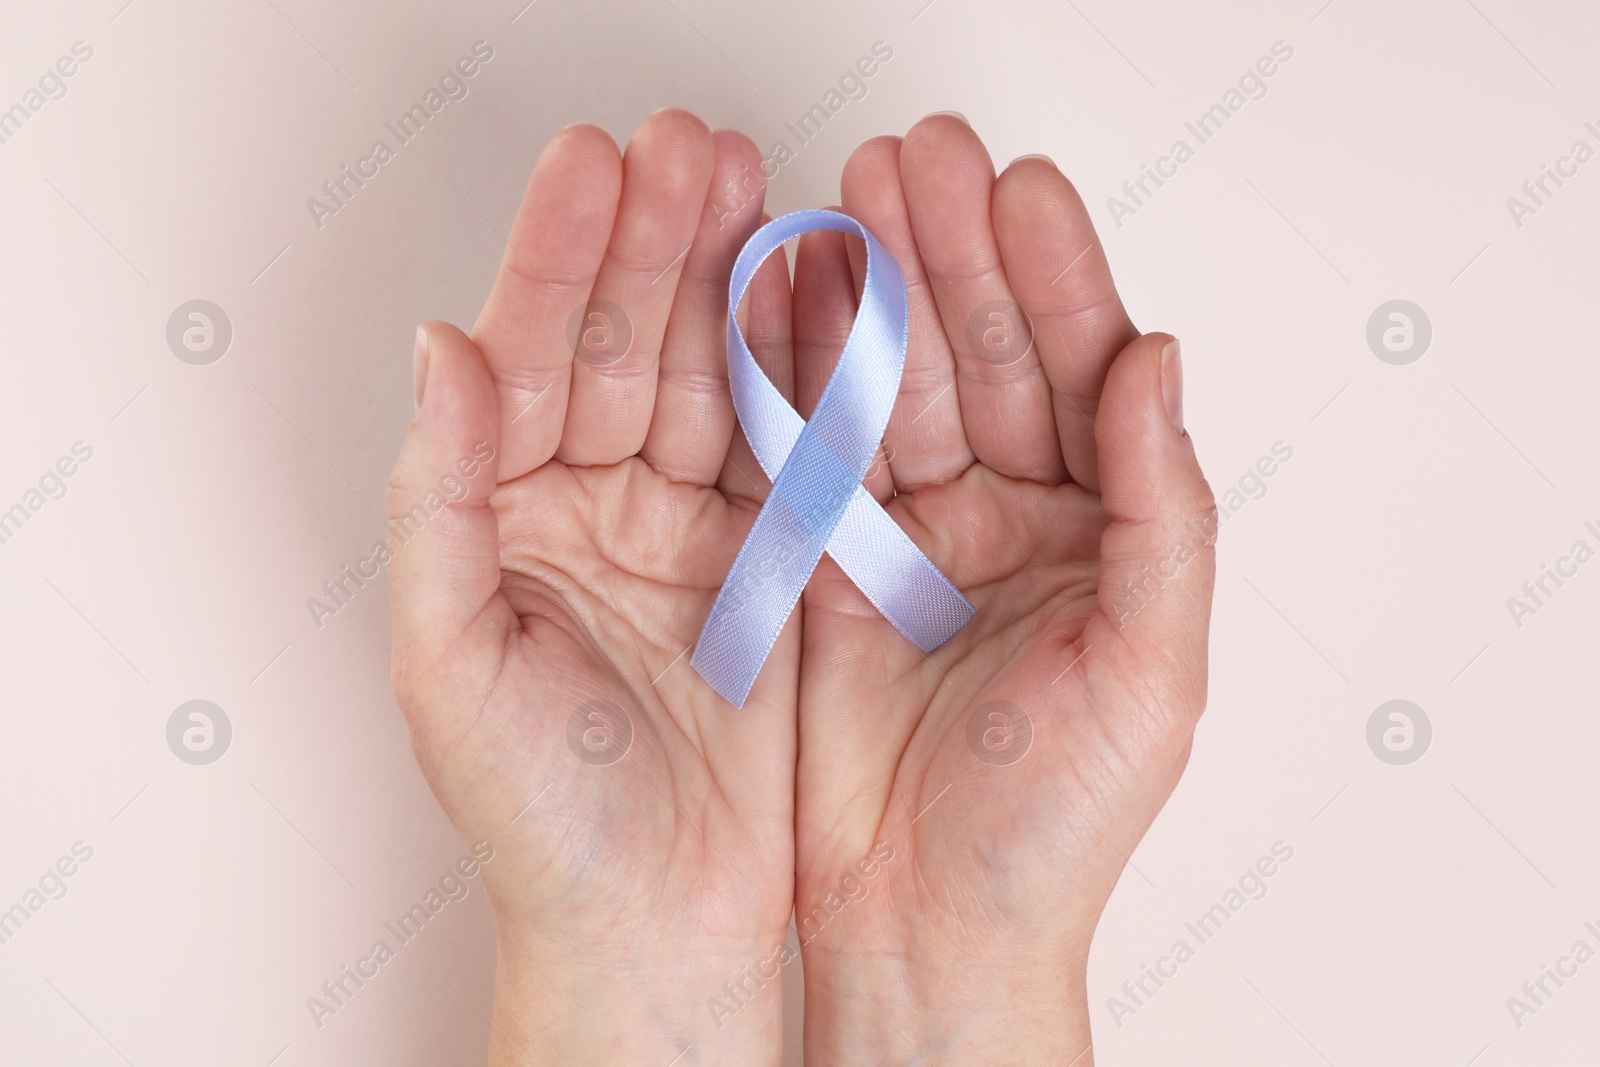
top-left (1, 0), bottom-right (1596, 1063)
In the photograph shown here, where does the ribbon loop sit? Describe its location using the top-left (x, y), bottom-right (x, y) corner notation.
top-left (690, 210), bottom-right (975, 708)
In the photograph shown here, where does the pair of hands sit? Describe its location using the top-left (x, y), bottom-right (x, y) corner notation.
top-left (387, 109), bottom-right (1217, 1066)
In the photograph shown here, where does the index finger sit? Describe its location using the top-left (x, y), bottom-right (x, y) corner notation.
top-left (471, 124), bottom-right (623, 481)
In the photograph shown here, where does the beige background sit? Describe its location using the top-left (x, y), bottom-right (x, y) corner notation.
top-left (2, 0), bottom-right (1597, 1063)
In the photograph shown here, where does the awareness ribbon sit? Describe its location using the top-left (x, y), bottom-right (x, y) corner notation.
top-left (690, 210), bottom-right (975, 708)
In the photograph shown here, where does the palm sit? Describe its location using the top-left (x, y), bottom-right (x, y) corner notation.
top-left (798, 470), bottom-right (1185, 950)
top-left (428, 458), bottom-right (798, 935)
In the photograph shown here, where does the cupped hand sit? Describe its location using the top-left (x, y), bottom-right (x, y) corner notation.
top-left (791, 115), bottom-right (1217, 1066)
top-left (387, 110), bottom-right (799, 1066)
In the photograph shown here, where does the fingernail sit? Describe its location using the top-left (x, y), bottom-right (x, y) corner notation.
top-left (1011, 153), bottom-right (1055, 167)
top-left (925, 110), bottom-right (969, 126)
top-left (1161, 340), bottom-right (1184, 435)
top-left (413, 326), bottom-right (430, 415)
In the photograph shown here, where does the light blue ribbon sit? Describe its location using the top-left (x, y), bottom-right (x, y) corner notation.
top-left (691, 210), bottom-right (975, 708)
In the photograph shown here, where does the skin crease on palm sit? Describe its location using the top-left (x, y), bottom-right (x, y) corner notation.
top-left (387, 109), bottom-right (1217, 1066)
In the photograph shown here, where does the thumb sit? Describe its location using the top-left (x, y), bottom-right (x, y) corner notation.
top-left (387, 322), bottom-right (507, 707)
top-left (1085, 334), bottom-right (1217, 694)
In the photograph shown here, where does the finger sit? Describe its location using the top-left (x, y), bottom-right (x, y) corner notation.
top-left (993, 156), bottom-right (1138, 492)
top-left (640, 129), bottom-right (768, 485)
top-left (1082, 335), bottom-right (1216, 704)
top-left (839, 136), bottom-right (974, 491)
top-left (389, 323), bottom-right (509, 718)
top-left (559, 109), bottom-right (716, 466)
top-left (471, 125), bottom-right (622, 481)
top-left (899, 114), bottom-right (1067, 484)
top-left (716, 234), bottom-right (793, 508)
top-left (792, 224), bottom-right (894, 503)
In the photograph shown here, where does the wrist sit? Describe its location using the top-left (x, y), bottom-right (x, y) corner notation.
top-left (800, 939), bottom-right (1094, 1067)
top-left (488, 925), bottom-right (791, 1067)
